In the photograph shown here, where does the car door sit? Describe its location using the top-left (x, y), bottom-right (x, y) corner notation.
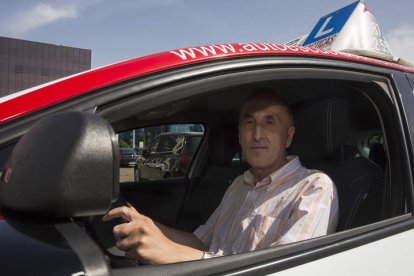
top-left (101, 58), bottom-right (414, 275)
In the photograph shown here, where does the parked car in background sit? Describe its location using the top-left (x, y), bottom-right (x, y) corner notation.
top-left (134, 132), bottom-right (203, 181)
top-left (134, 147), bottom-right (144, 156)
top-left (119, 147), bottom-right (138, 167)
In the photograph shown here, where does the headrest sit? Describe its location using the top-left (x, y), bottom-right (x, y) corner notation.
top-left (0, 112), bottom-right (119, 221)
top-left (290, 97), bottom-right (351, 161)
top-left (208, 123), bottom-right (240, 166)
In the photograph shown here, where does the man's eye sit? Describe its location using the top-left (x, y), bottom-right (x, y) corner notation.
top-left (266, 120), bottom-right (275, 125)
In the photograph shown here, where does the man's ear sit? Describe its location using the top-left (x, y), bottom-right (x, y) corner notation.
top-left (286, 126), bottom-right (295, 148)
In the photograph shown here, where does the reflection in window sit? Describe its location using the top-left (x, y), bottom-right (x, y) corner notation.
top-left (118, 124), bottom-right (204, 182)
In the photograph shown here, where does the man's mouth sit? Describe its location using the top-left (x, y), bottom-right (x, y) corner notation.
top-left (250, 145), bottom-right (267, 150)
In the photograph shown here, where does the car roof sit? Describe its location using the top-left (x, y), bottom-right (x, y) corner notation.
top-left (1, 43), bottom-right (413, 125)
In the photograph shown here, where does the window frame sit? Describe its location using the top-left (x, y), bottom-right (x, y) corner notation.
top-left (100, 64), bottom-right (413, 274)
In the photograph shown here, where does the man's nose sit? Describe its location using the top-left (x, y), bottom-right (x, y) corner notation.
top-left (253, 124), bottom-right (264, 141)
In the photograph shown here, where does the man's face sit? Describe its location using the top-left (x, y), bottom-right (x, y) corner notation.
top-left (239, 98), bottom-right (295, 178)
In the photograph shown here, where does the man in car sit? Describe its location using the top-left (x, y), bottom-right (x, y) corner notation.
top-left (103, 89), bottom-right (339, 264)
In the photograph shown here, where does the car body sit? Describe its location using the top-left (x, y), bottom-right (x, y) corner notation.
top-left (1, 4), bottom-right (414, 275)
top-left (134, 132), bottom-right (203, 181)
top-left (119, 147), bottom-right (138, 167)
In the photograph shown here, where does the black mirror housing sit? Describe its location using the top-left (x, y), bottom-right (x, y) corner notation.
top-left (0, 112), bottom-right (119, 221)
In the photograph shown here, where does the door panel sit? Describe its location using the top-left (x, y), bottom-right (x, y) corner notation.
top-left (273, 228), bottom-right (414, 276)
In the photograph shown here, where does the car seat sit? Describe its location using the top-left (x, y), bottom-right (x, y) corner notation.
top-left (289, 97), bottom-right (384, 231)
top-left (178, 123), bottom-right (243, 231)
top-left (368, 143), bottom-right (386, 170)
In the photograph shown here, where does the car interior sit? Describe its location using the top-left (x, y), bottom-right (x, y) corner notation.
top-left (0, 67), bottom-right (409, 273)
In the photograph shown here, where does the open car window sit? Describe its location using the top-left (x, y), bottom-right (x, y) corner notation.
top-left (96, 62), bottom-right (411, 274)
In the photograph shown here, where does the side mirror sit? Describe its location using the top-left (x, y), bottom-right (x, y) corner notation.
top-left (0, 111), bottom-right (119, 221)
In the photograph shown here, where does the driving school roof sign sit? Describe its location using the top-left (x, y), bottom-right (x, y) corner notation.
top-left (302, 1), bottom-right (359, 47)
top-left (292, 0), bottom-right (393, 59)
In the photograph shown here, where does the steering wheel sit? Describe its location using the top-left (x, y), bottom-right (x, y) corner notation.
top-left (86, 194), bottom-right (136, 262)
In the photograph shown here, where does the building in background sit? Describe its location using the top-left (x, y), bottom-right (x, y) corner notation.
top-left (0, 36), bottom-right (91, 97)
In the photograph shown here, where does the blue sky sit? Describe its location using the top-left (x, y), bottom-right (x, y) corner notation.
top-left (1, 0), bottom-right (413, 68)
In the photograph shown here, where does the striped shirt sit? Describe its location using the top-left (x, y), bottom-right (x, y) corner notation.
top-left (194, 155), bottom-right (339, 256)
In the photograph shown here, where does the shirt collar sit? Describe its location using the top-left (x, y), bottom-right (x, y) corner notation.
top-left (243, 155), bottom-right (301, 188)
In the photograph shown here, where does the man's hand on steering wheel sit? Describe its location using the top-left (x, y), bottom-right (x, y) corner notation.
top-left (102, 204), bottom-right (203, 264)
